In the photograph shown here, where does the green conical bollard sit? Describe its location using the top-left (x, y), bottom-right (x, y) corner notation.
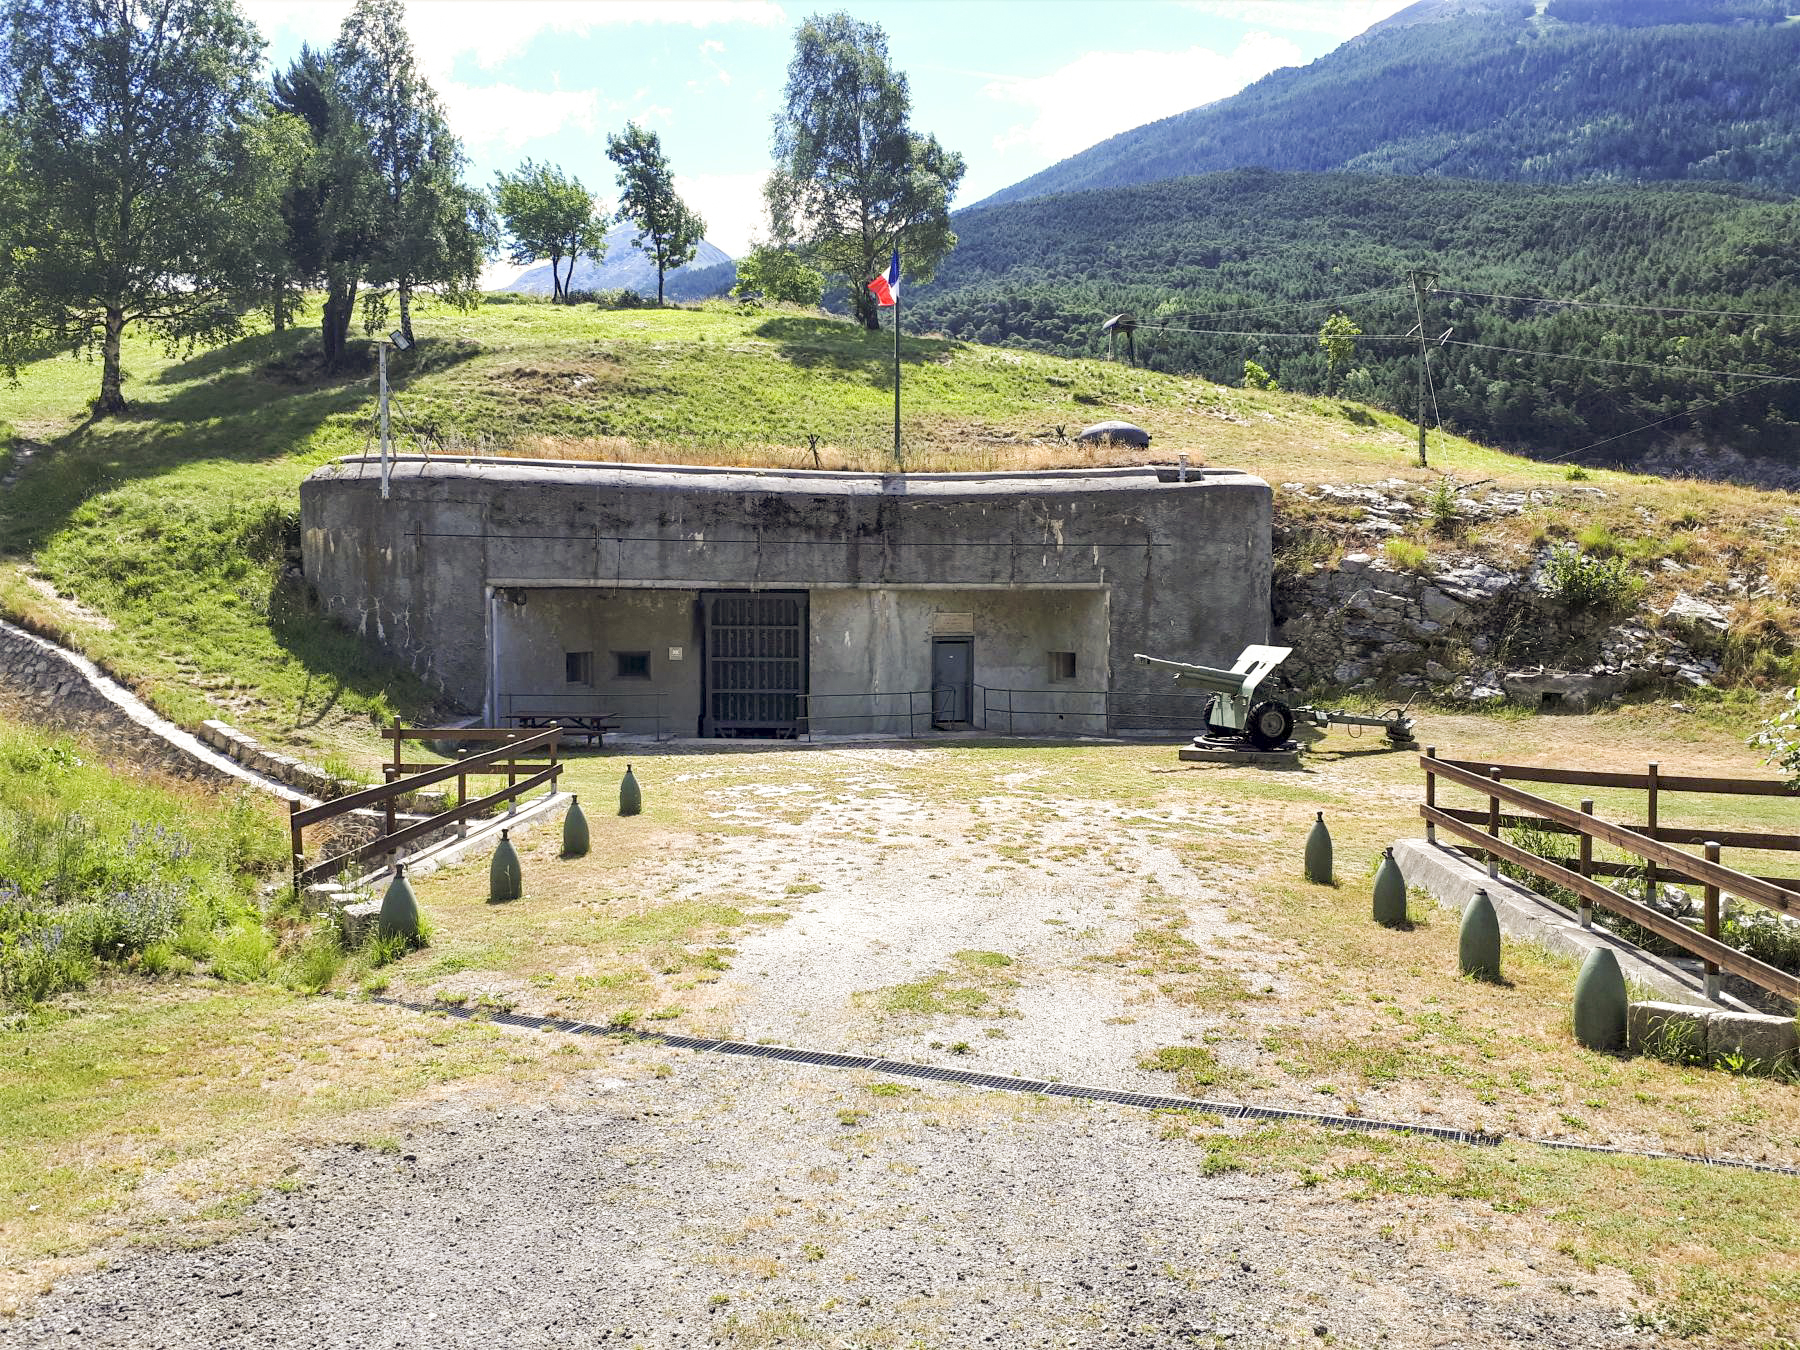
top-left (1572, 946), bottom-right (1628, 1050)
top-left (619, 764), bottom-right (642, 817)
top-left (1372, 846), bottom-right (1407, 928)
top-left (1459, 888), bottom-right (1502, 981)
top-left (562, 794), bottom-right (590, 858)
top-left (490, 828), bottom-right (522, 903)
top-left (1304, 812), bottom-right (1333, 885)
top-left (378, 863), bottom-right (419, 942)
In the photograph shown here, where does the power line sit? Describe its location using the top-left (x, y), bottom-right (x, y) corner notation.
top-left (1147, 284), bottom-right (1412, 327)
top-left (1543, 379), bottom-right (1788, 465)
top-left (1443, 338), bottom-right (1800, 384)
top-left (1136, 325), bottom-right (1417, 339)
top-left (1434, 287), bottom-right (1800, 324)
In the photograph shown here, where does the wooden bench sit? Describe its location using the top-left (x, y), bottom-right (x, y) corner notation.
top-left (510, 711), bottom-right (621, 747)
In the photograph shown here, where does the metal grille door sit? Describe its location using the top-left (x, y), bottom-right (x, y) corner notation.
top-left (701, 591), bottom-right (807, 736)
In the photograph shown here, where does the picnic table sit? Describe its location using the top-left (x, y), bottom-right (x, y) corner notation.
top-left (509, 711), bottom-right (621, 747)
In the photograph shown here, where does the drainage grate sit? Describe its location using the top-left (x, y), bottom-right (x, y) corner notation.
top-left (359, 995), bottom-right (1800, 1177)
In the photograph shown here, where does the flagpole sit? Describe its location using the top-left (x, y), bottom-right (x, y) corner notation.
top-left (892, 259), bottom-right (902, 472)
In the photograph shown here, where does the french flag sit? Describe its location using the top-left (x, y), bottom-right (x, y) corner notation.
top-left (868, 250), bottom-right (899, 307)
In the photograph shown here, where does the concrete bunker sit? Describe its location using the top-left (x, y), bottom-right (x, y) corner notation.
top-left (299, 457), bottom-right (1273, 739)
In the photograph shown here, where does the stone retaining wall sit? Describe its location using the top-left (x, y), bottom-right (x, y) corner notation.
top-left (0, 617), bottom-right (253, 788)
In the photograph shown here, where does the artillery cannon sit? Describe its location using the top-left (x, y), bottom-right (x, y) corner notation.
top-left (1134, 646), bottom-right (1418, 751)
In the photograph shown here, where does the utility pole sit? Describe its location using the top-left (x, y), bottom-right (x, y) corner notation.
top-left (1410, 268), bottom-right (1437, 469)
top-left (378, 340), bottom-right (392, 500)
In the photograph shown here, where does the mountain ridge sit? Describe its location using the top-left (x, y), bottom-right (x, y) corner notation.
top-left (974, 0), bottom-right (1800, 209)
top-left (504, 221), bottom-right (735, 300)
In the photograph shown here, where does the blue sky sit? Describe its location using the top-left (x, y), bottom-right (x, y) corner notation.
top-left (243, 1), bottom-right (1410, 276)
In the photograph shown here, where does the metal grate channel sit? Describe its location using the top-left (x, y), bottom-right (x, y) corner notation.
top-left (356, 995), bottom-right (1800, 1177)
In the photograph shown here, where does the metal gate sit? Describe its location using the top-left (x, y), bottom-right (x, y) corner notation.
top-left (700, 591), bottom-right (807, 736)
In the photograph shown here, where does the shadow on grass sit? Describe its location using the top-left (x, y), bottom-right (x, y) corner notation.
top-left (752, 315), bottom-right (960, 387)
top-left (2, 326), bottom-right (476, 731)
top-left (268, 576), bottom-right (453, 731)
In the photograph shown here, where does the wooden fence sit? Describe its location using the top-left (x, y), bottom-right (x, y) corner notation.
top-left (289, 726), bottom-right (562, 892)
top-left (1419, 750), bottom-right (1800, 1003)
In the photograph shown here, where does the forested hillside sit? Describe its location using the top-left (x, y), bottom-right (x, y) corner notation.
top-left (905, 171), bottom-right (1800, 463)
top-left (979, 0), bottom-right (1800, 208)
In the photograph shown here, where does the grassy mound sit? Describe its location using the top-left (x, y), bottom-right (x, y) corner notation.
top-left (0, 295), bottom-right (1794, 760)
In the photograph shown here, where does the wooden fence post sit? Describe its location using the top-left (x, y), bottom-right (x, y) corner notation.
top-left (1703, 840), bottom-right (1721, 1001)
top-left (1424, 746), bottom-right (1437, 843)
top-left (288, 798), bottom-right (304, 899)
top-left (1487, 766), bottom-right (1502, 879)
top-left (1578, 798), bottom-right (1594, 928)
top-left (1645, 760), bottom-right (1660, 910)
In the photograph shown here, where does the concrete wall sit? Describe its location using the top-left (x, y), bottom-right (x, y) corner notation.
top-left (809, 587), bottom-right (1108, 735)
top-left (300, 458), bottom-right (1272, 734)
top-left (492, 588), bottom-right (701, 736)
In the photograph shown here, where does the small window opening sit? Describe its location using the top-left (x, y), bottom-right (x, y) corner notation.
top-left (565, 651), bottom-right (593, 685)
top-left (615, 650), bottom-right (651, 680)
top-left (1048, 650), bottom-right (1077, 682)
top-left (1540, 691), bottom-right (1564, 710)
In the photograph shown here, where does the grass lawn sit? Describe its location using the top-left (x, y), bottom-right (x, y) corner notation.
top-left (2, 295), bottom-right (1796, 767)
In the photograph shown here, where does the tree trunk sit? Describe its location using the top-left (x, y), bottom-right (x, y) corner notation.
top-left (657, 263), bottom-right (665, 307)
top-left (322, 273), bottom-right (359, 372)
top-left (272, 289), bottom-right (288, 334)
top-left (550, 250), bottom-right (565, 303)
top-left (397, 284), bottom-right (414, 344)
top-left (96, 308), bottom-right (128, 415)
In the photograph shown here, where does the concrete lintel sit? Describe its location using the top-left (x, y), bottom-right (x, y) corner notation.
top-left (482, 579), bottom-right (1112, 592)
top-left (1392, 838), bottom-right (1757, 1012)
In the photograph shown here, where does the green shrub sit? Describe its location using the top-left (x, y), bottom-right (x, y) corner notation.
top-left (1563, 465), bottom-right (1590, 481)
top-left (1722, 907), bottom-right (1800, 974)
top-left (1242, 359), bottom-right (1278, 391)
top-left (1382, 536), bottom-right (1430, 572)
top-left (0, 722), bottom-right (286, 1007)
top-left (1543, 544), bottom-right (1644, 611)
top-left (282, 922), bottom-right (347, 993)
top-left (1575, 522), bottom-right (1623, 557)
top-left (1751, 683), bottom-right (1800, 787)
top-left (210, 920), bottom-right (274, 982)
top-left (1425, 478), bottom-right (1460, 536)
top-left (589, 288), bottom-right (653, 310)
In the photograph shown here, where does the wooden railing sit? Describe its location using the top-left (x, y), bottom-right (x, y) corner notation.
top-left (1419, 750), bottom-right (1800, 1002)
top-left (289, 726), bottom-right (561, 891)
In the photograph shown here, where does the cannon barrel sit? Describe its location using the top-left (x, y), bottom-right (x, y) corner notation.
top-left (1132, 652), bottom-right (1248, 696)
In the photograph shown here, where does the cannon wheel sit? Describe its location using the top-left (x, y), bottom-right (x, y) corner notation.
top-left (1202, 694), bottom-right (1232, 738)
top-left (1246, 699), bottom-right (1295, 750)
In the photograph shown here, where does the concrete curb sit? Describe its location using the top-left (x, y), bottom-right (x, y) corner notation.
top-left (346, 789), bottom-right (571, 890)
top-left (1392, 837), bottom-right (1759, 1013)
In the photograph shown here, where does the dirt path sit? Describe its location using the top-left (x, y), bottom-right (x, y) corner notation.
top-left (0, 1046), bottom-right (1651, 1350)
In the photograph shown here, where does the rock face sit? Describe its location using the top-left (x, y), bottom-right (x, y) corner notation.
top-left (1274, 482), bottom-right (1732, 702)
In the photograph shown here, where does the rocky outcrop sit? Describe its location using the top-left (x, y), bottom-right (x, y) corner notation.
top-left (1276, 545), bottom-right (1722, 706)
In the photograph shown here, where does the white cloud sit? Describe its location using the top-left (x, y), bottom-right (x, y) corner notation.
top-left (439, 82), bottom-right (601, 153)
top-left (984, 31), bottom-right (1305, 164)
top-left (674, 171), bottom-right (766, 258)
top-left (242, 1), bottom-right (785, 85)
top-left (1179, 1), bottom-right (1416, 39)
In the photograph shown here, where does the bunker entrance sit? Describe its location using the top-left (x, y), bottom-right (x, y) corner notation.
top-left (701, 590), bottom-right (808, 737)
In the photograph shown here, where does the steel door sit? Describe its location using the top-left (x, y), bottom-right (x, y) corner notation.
top-left (701, 591), bottom-right (807, 736)
top-left (932, 638), bottom-right (972, 727)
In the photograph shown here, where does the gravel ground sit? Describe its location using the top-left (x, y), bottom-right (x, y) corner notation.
top-left (3, 1045), bottom-right (1654, 1350)
top-left (677, 755), bottom-right (1276, 1096)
